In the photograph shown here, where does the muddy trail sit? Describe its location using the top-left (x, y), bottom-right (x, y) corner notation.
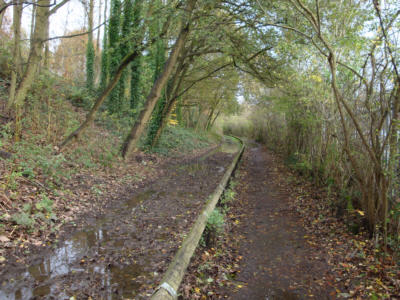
top-left (0, 139), bottom-right (240, 299)
top-left (218, 145), bottom-right (334, 300)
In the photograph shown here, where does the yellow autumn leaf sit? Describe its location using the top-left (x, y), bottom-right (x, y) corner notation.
top-left (194, 287), bottom-right (200, 294)
top-left (356, 210), bottom-right (364, 216)
top-left (310, 74), bottom-right (322, 83)
top-left (168, 119), bottom-right (178, 125)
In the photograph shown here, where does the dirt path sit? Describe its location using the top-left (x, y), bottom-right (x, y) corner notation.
top-left (0, 140), bottom-right (240, 299)
top-left (221, 145), bottom-right (334, 299)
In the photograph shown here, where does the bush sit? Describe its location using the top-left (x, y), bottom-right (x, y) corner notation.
top-left (203, 208), bottom-right (225, 248)
top-left (35, 194), bottom-right (53, 213)
top-left (67, 85), bottom-right (93, 109)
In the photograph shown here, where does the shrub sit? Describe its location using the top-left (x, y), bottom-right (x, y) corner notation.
top-left (35, 194), bottom-right (53, 213)
top-left (203, 208), bottom-right (225, 248)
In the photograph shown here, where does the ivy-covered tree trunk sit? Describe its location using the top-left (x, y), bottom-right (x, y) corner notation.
top-left (150, 51), bottom-right (192, 147)
top-left (130, 55), bottom-right (142, 110)
top-left (118, 0), bottom-right (133, 108)
top-left (86, 0), bottom-right (95, 91)
top-left (129, 0), bottom-right (143, 111)
top-left (145, 21), bottom-right (166, 147)
top-left (121, 0), bottom-right (197, 158)
top-left (106, 0), bottom-right (122, 114)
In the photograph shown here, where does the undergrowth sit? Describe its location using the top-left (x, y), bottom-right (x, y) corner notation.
top-left (150, 125), bottom-right (213, 155)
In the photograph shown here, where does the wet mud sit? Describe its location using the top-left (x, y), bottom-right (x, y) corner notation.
top-left (0, 139), bottom-right (240, 299)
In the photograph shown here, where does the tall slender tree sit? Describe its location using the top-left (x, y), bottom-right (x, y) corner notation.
top-left (106, 0), bottom-right (122, 113)
top-left (86, 0), bottom-right (95, 91)
top-left (8, 0), bottom-right (22, 109)
top-left (119, 0), bottom-right (134, 109)
top-left (129, 0), bottom-right (143, 111)
top-left (99, 0), bottom-right (109, 88)
top-left (145, 15), bottom-right (166, 146)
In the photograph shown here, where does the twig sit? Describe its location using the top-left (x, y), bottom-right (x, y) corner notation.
top-left (0, 192), bottom-right (12, 208)
top-left (19, 176), bottom-right (51, 192)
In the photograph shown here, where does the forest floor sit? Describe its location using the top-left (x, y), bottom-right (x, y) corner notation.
top-left (181, 144), bottom-right (400, 299)
top-left (0, 138), bottom-right (240, 299)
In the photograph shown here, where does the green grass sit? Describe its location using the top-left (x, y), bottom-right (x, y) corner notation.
top-left (150, 125), bottom-right (217, 155)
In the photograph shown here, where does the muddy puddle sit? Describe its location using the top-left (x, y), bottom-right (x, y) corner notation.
top-left (198, 136), bottom-right (241, 161)
top-left (0, 190), bottom-right (156, 300)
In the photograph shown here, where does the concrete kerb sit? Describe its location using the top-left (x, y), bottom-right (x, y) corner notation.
top-left (151, 136), bottom-right (245, 300)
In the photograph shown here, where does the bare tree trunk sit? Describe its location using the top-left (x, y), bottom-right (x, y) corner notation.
top-left (43, 18), bottom-right (50, 70)
top-left (12, 0), bottom-right (50, 141)
top-left (95, 0), bottom-right (102, 84)
top-left (87, 0), bottom-right (94, 54)
top-left (209, 110), bottom-right (220, 129)
top-left (204, 108), bottom-right (214, 130)
top-left (96, 0), bottom-right (101, 51)
top-left (8, 0), bottom-right (23, 109)
top-left (121, 0), bottom-right (197, 158)
top-left (29, 2), bottom-right (36, 46)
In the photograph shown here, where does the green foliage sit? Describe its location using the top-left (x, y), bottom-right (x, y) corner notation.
top-left (86, 41), bottom-right (95, 91)
top-left (67, 85), bottom-right (93, 109)
top-left (106, 0), bottom-right (122, 114)
top-left (221, 116), bottom-right (254, 138)
top-left (0, 44), bottom-right (12, 79)
top-left (150, 125), bottom-right (211, 155)
top-left (130, 56), bottom-right (142, 110)
top-left (12, 194), bottom-right (55, 230)
top-left (98, 149), bottom-right (116, 169)
top-left (13, 204), bottom-right (35, 229)
top-left (35, 194), bottom-right (53, 213)
top-left (13, 140), bottom-right (67, 186)
top-left (221, 188), bottom-right (236, 205)
top-left (5, 170), bottom-right (22, 191)
top-left (129, 0), bottom-right (143, 110)
top-left (145, 94), bottom-right (166, 147)
top-left (12, 211), bottom-right (35, 229)
top-left (145, 19), bottom-right (166, 147)
top-left (285, 153), bottom-right (313, 178)
top-left (205, 208), bottom-right (225, 236)
top-left (19, 162), bottom-right (35, 179)
top-left (100, 32), bottom-right (109, 89)
top-left (201, 208), bottom-right (226, 248)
